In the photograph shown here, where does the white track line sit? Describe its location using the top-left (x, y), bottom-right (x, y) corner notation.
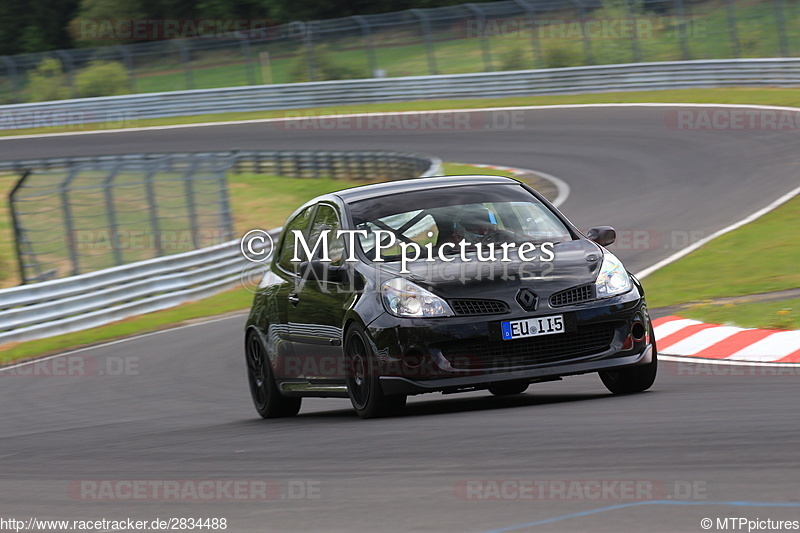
top-left (470, 163), bottom-right (570, 207)
top-left (636, 182), bottom-right (800, 279)
top-left (5, 101), bottom-right (800, 141)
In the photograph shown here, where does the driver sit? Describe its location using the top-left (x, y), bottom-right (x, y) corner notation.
top-left (451, 205), bottom-right (498, 244)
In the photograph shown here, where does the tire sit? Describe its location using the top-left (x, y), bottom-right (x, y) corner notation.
top-left (246, 332), bottom-right (301, 418)
top-left (488, 380), bottom-right (529, 396)
top-left (344, 325), bottom-right (407, 419)
top-left (599, 326), bottom-right (658, 395)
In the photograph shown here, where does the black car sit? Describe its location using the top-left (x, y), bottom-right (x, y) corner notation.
top-left (244, 176), bottom-right (657, 418)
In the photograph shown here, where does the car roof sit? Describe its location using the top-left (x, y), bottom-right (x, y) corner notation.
top-left (333, 175), bottom-right (520, 203)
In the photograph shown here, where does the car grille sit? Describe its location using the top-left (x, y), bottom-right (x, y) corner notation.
top-left (449, 299), bottom-right (510, 316)
top-left (437, 323), bottom-right (618, 370)
top-left (550, 284), bottom-right (596, 307)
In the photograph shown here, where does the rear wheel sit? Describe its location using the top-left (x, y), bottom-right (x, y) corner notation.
top-left (488, 380), bottom-right (529, 396)
top-left (599, 327), bottom-right (658, 394)
top-left (345, 325), bottom-right (406, 419)
top-left (246, 333), bottom-right (301, 418)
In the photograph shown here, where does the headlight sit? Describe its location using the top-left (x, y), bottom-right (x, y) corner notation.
top-left (381, 278), bottom-right (453, 318)
top-left (595, 252), bottom-right (632, 298)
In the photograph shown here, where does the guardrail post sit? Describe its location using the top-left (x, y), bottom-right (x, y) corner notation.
top-left (672, 0), bottom-right (691, 60)
top-left (55, 50), bottom-right (77, 99)
top-left (174, 40), bottom-right (195, 90)
top-left (569, 0), bottom-right (594, 65)
top-left (115, 45), bottom-right (137, 93)
top-left (1, 56), bottom-right (21, 103)
top-left (772, 0), bottom-right (789, 57)
top-left (9, 170), bottom-right (32, 283)
top-left (352, 16), bottom-right (379, 77)
top-left (183, 157), bottom-right (201, 247)
top-left (465, 4), bottom-right (493, 72)
top-left (218, 154), bottom-right (236, 241)
top-left (60, 166), bottom-right (83, 276)
top-left (144, 160), bottom-right (164, 257)
top-left (239, 38), bottom-right (257, 86)
top-left (513, 0), bottom-right (543, 69)
top-left (103, 163), bottom-right (124, 267)
top-left (724, 0), bottom-right (741, 58)
top-left (623, 0), bottom-right (642, 63)
top-left (303, 22), bottom-right (317, 81)
top-left (411, 9), bottom-right (439, 75)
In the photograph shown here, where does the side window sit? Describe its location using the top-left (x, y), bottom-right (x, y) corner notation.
top-left (277, 206), bottom-right (315, 272)
top-left (307, 204), bottom-right (344, 266)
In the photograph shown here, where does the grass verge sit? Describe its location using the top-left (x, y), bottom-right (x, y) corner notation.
top-left (5, 88), bottom-right (800, 138)
top-left (643, 195), bottom-right (800, 309)
top-left (677, 298), bottom-right (800, 331)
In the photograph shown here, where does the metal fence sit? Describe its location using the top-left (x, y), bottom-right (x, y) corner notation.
top-left (5, 151), bottom-right (440, 284)
top-left (1, 0), bottom-right (799, 105)
top-left (9, 154), bottom-right (236, 284)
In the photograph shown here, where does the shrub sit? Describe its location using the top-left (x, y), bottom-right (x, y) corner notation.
top-left (542, 43), bottom-right (577, 69)
top-left (27, 58), bottom-right (71, 102)
top-left (75, 60), bottom-right (129, 98)
top-left (499, 48), bottom-right (529, 71)
top-left (289, 45), bottom-right (368, 82)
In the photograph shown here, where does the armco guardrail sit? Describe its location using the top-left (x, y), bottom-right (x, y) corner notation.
top-left (0, 152), bottom-right (441, 346)
top-left (0, 237), bottom-right (255, 345)
top-left (0, 151), bottom-right (441, 180)
top-left (2, 59), bottom-right (800, 130)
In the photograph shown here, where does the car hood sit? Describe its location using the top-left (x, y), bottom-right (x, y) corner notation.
top-left (368, 239), bottom-right (605, 300)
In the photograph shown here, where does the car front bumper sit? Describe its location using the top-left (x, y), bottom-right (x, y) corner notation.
top-left (379, 343), bottom-right (653, 395)
top-left (365, 291), bottom-right (653, 395)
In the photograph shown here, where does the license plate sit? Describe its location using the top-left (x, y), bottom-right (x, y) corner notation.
top-left (501, 315), bottom-right (565, 340)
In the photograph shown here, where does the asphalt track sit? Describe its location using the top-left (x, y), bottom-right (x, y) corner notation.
top-left (2, 105), bottom-right (799, 532)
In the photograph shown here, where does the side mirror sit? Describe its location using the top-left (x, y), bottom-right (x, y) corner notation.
top-left (587, 226), bottom-right (616, 246)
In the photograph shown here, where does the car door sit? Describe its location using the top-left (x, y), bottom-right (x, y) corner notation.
top-left (271, 205), bottom-right (316, 383)
top-left (287, 203), bottom-right (351, 385)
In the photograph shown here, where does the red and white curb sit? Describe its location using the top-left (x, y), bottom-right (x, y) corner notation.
top-left (653, 316), bottom-right (800, 363)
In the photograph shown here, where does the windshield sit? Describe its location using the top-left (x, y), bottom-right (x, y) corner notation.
top-left (347, 184), bottom-right (574, 261)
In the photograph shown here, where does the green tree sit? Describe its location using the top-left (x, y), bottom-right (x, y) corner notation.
top-left (0, 0), bottom-right (80, 54)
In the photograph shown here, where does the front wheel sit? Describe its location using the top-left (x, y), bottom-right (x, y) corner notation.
top-left (246, 332), bottom-right (301, 418)
top-left (599, 337), bottom-right (658, 395)
top-left (344, 325), bottom-right (406, 419)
